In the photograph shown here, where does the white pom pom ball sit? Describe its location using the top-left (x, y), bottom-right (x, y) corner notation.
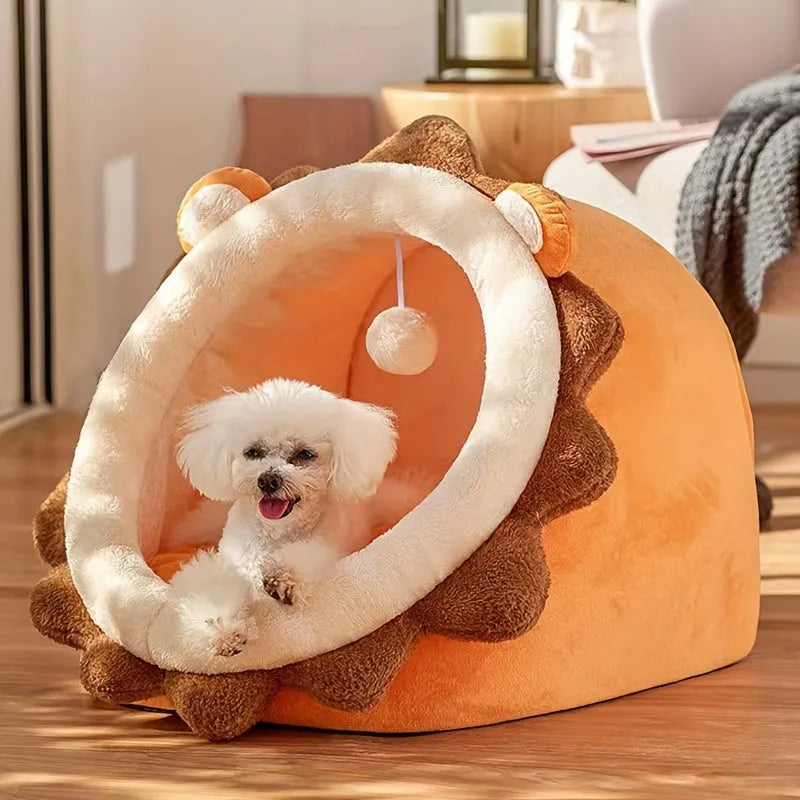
top-left (366, 306), bottom-right (438, 375)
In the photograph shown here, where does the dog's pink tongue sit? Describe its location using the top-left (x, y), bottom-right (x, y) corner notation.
top-left (259, 497), bottom-right (290, 520)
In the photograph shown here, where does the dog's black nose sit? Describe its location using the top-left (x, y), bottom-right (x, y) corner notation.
top-left (258, 471), bottom-right (284, 495)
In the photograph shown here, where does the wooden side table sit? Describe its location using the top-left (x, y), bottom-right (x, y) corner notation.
top-left (380, 83), bottom-right (652, 183)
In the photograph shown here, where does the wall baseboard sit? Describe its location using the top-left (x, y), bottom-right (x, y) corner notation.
top-left (0, 403), bottom-right (50, 436)
top-left (743, 313), bottom-right (800, 405)
top-left (743, 364), bottom-right (800, 405)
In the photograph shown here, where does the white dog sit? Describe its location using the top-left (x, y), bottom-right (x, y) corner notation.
top-left (167, 378), bottom-right (410, 658)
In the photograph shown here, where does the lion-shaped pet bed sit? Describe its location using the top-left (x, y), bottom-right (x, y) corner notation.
top-left (30, 116), bottom-right (760, 741)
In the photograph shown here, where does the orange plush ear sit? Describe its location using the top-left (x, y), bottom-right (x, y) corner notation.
top-left (494, 183), bottom-right (575, 278)
top-left (176, 167), bottom-right (270, 253)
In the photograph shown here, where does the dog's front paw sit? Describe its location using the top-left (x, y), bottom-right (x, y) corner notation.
top-left (212, 629), bottom-right (248, 657)
top-left (263, 570), bottom-right (298, 606)
top-left (206, 614), bottom-right (253, 657)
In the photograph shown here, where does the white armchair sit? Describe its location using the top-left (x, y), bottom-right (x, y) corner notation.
top-left (544, 0), bottom-right (800, 317)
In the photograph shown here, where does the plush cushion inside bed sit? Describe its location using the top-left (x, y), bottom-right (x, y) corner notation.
top-left (137, 234), bottom-right (485, 561)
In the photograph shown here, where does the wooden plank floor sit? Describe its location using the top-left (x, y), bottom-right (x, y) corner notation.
top-left (1, 409), bottom-right (799, 799)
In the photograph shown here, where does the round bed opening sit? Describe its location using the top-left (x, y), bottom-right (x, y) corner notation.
top-left (67, 162), bottom-right (561, 672)
top-left (139, 233), bottom-right (487, 563)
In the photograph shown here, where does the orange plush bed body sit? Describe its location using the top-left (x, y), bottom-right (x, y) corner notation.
top-left (30, 117), bottom-right (759, 740)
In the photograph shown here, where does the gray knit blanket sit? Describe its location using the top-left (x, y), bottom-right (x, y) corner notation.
top-left (676, 70), bottom-right (800, 359)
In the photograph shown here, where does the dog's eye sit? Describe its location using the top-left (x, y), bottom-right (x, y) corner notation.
top-left (243, 445), bottom-right (266, 460)
top-left (291, 448), bottom-right (317, 464)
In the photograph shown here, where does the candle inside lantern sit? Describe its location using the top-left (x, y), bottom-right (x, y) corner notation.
top-left (464, 11), bottom-right (527, 80)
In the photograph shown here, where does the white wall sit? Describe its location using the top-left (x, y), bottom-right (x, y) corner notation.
top-left (50, 0), bottom-right (438, 408)
top-left (48, 1), bottom-right (798, 411)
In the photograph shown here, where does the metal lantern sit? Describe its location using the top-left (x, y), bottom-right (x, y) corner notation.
top-left (430, 0), bottom-right (556, 84)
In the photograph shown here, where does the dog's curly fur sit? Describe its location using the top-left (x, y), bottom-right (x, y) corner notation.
top-left (169, 378), bottom-right (416, 658)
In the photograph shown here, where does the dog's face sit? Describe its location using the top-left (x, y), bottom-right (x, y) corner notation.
top-left (230, 435), bottom-right (334, 520)
top-left (178, 379), bottom-right (397, 522)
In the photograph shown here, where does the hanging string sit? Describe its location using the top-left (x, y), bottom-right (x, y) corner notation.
top-left (395, 236), bottom-right (405, 308)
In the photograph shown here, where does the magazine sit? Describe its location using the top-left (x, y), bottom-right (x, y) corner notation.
top-left (570, 119), bottom-right (718, 163)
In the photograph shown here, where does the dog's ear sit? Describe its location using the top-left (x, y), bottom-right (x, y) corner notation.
top-left (330, 399), bottom-right (397, 502)
top-left (177, 397), bottom-right (240, 501)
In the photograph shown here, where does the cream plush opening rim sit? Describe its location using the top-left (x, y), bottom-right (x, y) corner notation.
top-left (65, 163), bottom-right (561, 674)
